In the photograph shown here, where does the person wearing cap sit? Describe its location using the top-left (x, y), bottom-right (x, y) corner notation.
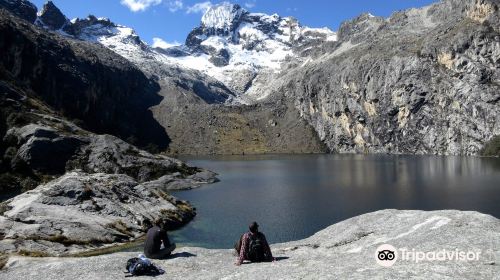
top-left (235, 221), bottom-right (274, 265)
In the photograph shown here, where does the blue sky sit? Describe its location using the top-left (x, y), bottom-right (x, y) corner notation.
top-left (31, 0), bottom-right (438, 46)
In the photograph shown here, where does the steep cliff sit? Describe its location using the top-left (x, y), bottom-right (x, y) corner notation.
top-left (0, 9), bottom-right (169, 149)
top-left (265, 0), bottom-right (500, 155)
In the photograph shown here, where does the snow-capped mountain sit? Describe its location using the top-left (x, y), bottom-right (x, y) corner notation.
top-left (35, 2), bottom-right (158, 66)
top-left (35, 1), bottom-right (336, 102)
top-left (35, 0), bottom-right (68, 30)
top-left (161, 3), bottom-right (337, 99)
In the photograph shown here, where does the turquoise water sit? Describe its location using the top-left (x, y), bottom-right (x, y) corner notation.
top-left (165, 155), bottom-right (500, 249)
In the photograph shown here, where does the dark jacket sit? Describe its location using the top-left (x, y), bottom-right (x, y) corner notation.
top-left (144, 226), bottom-right (171, 257)
top-left (236, 232), bottom-right (273, 264)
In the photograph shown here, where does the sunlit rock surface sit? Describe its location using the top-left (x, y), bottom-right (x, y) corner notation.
top-left (1, 210), bottom-right (498, 279)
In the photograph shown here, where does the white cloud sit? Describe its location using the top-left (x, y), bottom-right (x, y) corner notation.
top-left (244, 1), bottom-right (256, 9)
top-left (152, 37), bottom-right (181, 49)
top-left (121, 0), bottom-right (162, 12)
top-left (168, 0), bottom-right (183, 12)
top-left (186, 1), bottom-right (212, 14)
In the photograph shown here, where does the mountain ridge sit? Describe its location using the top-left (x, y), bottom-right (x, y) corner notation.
top-left (34, 1), bottom-right (337, 100)
top-left (1, 0), bottom-right (498, 156)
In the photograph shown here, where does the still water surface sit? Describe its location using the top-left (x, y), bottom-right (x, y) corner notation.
top-left (167, 154), bottom-right (500, 249)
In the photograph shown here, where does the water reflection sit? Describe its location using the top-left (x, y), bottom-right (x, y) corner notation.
top-left (171, 155), bottom-right (500, 249)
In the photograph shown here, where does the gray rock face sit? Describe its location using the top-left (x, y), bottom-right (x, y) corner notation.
top-left (6, 125), bottom-right (86, 174)
top-left (201, 3), bottom-right (246, 38)
top-left (68, 15), bottom-right (116, 35)
top-left (337, 13), bottom-right (385, 43)
top-left (37, 1), bottom-right (68, 30)
top-left (74, 134), bottom-right (182, 182)
top-left (1, 210), bottom-right (498, 279)
top-left (15, 135), bottom-right (84, 174)
top-left (140, 170), bottom-right (219, 191)
top-left (264, 0), bottom-right (500, 155)
top-left (0, 171), bottom-right (197, 256)
top-left (5, 122), bottom-right (217, 185)
top-left (208, 48), bottom-right (230, 67)
top-left (0, 0), bottom-right (37, 23)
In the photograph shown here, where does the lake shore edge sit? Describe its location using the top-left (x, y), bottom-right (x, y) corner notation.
top-left (1, 209), bottom-right (499, 279)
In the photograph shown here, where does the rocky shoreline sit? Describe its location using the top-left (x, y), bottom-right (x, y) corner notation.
top-left (0, 121), bottom-right (218, 256)
top-left (0, 171), bottom-right (208, 257)
top-left (0, 209), bottom-right (498, 279)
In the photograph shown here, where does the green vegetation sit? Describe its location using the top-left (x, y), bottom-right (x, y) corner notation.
top-left (0, 202), bottom-right (11, 216)
top-left (107, 220), bottom-right (134, 237)
top-left (45, 235), bottom-right (77, 245)
top-left (174, 163), bottom-right (200, 176)
top-left (481, 136), bottom-right (500, 157)
top-left (18, 250), bottom-right (50, 258)
top-left (68, 238), bottom-right (145, 257)
top-left (154, 189), bottom-right (171, 201)
top-left (78, 184), bottom-right (94, 201)
top-left (28, 235), bottom-right (106, 247)
top-left (0, 254), bottom-right (8, 270)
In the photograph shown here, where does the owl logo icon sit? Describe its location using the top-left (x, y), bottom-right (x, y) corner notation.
top-left (375, 244), bottom-right (398, 267)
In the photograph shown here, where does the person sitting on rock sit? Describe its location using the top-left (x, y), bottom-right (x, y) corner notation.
top-left (144, 218), bottom-right (176, 259)
top-left (235, 221), bottom-right (274, 265)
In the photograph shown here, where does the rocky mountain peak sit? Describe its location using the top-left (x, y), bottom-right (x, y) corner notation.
top-left (69, 15), bottom-right (118, 36)
top-left (337, 13), bottom-right (384, 42)
top-left (201, 3), bottom-right (246, 35)
top-left (164, 2), bottom-right (335, 96)
top-left (37, 0), bottom-right (68, 30)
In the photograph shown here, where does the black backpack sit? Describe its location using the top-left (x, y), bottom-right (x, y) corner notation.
top-left (125, 257), bottom-right (164, 277)
top-left (247, 233), bottom-right (266, 262)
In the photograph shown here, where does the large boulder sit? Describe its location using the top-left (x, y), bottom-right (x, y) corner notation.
top-left (14, 135), bottom-right (86, 174)
top-left (0, 171), bottom-right (196, 256)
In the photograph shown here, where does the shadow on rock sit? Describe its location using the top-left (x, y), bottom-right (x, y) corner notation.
top-left (168, 252), bottom-right (197, 259)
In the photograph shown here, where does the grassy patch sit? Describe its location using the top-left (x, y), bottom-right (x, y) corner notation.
top-left (0, 254), bottom-right (8, 270)
top-left (18, 250), bottom-right (50, 258)
top-left (154, 189), bottom-right (171, 201)
top-left (78, 184), bottom-right (94, 201)
top-left (0, 202), bottom-right (12, 216)
top-left (173, 163), bottom-right (200, 176)
top-left (481, 136), bottom-right (500, 157)
top-left (45, 234), bottom-right (76, 245)
top-left (33, 235), bottom-right (105, 247)
top-left (67, 236), bottom-right (146, 258)
top-left (107, 220), bottom-right (134, 237)
top-left (159, 203), bottom-right (196, 231)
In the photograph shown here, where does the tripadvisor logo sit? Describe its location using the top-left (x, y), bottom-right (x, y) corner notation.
top-left (375, 244), bottom-right (398, 267)
top-left (375, 244), bottom-right (483, 267)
